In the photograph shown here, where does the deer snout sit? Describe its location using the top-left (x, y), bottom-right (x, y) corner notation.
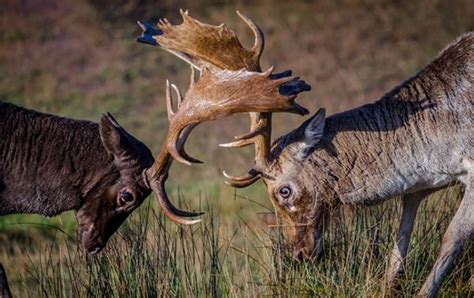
top-left (292, 238), bottom-right (323, 262)
top-left (79, 223), bottom-right (105, 255)
top-left (292, 247), bottom-right (314, 262)
top-left (293, 249), bottom-right (305, 262)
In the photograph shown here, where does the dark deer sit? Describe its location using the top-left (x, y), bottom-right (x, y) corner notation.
top-left (0, 263), bottom-right (11, 298)
top-left (0, 101), bottom-right (214, 254)
top-left (138, 11), bottom-right (473, 297)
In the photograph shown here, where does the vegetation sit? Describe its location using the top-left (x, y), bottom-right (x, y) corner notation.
top-left (1, 0), bottom-right (473, 296)
top-left (2, 187), bottom-right (472, 296)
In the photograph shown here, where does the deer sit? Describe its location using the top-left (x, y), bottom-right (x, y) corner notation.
top-left (137, 10), bottom-right (473, 297)
top-left (0, 101), bottom-right (211, 254)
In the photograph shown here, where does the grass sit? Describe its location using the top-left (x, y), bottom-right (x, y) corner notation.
top-left (1, 185), bottom-right (472, 297)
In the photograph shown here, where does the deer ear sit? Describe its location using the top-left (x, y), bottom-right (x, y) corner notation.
top-left (100, 113), bottom-right (155, 169)
top-left (298, 108), bottom-right (326, 159)
top-left (99, 113), bottom-right (136, 161)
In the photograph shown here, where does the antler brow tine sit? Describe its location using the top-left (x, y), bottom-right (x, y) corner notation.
top-left (236, 10), bottom-right (264, 61)
top-left (165, 80), bottom-right (175, 120)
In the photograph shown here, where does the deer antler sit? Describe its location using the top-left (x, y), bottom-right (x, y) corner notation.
top-left (138, 10), bottom-right (310, 223)
top-left (138, 10), bottom-right (263, 72)
top-left (152, 66), bottom-right (308, 167)
top-left (145, 115), bottom-right (204, 225)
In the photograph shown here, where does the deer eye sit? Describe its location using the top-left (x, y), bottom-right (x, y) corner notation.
top-left (278, 186), bottom-right (292, 200)
top-left (119, 191), bottom-right (135, 204)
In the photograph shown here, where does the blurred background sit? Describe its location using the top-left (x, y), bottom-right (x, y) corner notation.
top-left (2, 0), bottom-right (474, 183)
top-left (0, 0), bottom-right (473, 296)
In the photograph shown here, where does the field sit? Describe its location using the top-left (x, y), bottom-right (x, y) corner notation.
top-left (1, 0), bottom-right (473, 296)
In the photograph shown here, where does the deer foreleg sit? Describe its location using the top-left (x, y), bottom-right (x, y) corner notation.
top-left (418, 174), bottom-right (473, 297)
top-left (385, 189), bottom-right (435, 286)
top-left (0, 263), bottom-right (11, 298)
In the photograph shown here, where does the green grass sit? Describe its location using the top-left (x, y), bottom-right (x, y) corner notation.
top-left (1, 186), bottom-right (472, 297)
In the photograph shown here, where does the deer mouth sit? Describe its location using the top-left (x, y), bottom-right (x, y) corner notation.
top-left (292, 235), bottom-right (323, 262)
top-left (82, 236), bottom-right (106, 256)
top-left (87, 243), bottom-right (105, 256)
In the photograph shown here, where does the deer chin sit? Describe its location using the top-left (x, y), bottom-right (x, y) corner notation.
top-left (290, 218), bottom-right (324, 262)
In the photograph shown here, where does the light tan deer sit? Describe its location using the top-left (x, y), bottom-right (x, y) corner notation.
top-left (137, 10), bottom-right (473, 297)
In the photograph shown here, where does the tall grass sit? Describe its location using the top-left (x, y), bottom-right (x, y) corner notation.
top-left (3, 186), bottom-right (472, 297)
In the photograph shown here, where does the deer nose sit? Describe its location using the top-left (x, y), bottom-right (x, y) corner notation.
top-left (293, 249), bottom-right (305, 262)
top-left (88, 244), bottom-right (104, 256)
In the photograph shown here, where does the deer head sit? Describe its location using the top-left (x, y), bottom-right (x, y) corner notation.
top-left (248, 108), bottom-right (333, 261)
top-left (137, 10), bottom-right (312, 226)
top-left (77, 113), bottom-right (155, 254)
top-left (79, 112), bottom-right (200, 253)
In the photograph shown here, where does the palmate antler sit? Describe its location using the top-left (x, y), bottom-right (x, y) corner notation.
top-left (138, 10), bottom-right (263, 71)
top-left (138, 10), bottom-right (310, 223)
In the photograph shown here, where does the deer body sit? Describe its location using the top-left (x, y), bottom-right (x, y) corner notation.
top-left (314, 49), bottom-right (472, 206)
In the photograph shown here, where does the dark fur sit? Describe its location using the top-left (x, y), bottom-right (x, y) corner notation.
top-left (0, 102), bottom-right (154, 252)
top-left (0, 263), bottom-right (11, 298)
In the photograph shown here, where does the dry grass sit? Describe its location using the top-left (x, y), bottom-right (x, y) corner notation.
top-left (1, 186), bottom-right (472, 296)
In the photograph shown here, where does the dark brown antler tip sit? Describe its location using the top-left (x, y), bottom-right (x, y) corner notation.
top-left (270, 70), bottom-right (293, 79)
top-left (136, 21), bottom-right (162, 46)
top-left (290, 101), bottom-right (310, 116)
top-left (278, 78), bottom-right (311, 96)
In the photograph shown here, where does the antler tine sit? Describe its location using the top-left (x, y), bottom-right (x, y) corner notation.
top-left (219, 114), bottom-right (267, 148)
top-left (165, 80), bottom-right (175, 121)
top-left (189, 66), bottom-right (196, 86)
top-left (223, 171), bottom-right (262, 188)
top-left (236, 10), bottom-right (264, 62)
top-left (148, 171), bottom-right (203, 225)
top-left (171, 83), bottom-right (184, 108)
top-left (145, 124), bottom-right (204, 225)
top-left (176, 123), bottom-right (203, 164)
top-left (164, 79), bottom-right (202, 166)
top-left (219, 139), bottom-right (254, 148)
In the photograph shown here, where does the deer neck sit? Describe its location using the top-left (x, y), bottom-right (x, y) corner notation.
top-left (0, 103), bottom-right (114, 216)
top-left (310, 36), bottom-right (474, 205)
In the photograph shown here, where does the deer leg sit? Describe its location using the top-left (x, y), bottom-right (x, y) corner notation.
top-left (418, 176), bottom-right (473, 297)
top-left (0, 263), bottom-right (11, 298)
top-left (385, 190), bottom-right (433, 286)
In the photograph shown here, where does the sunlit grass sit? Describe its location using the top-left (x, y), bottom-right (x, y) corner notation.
top-left (1, 185), bottom-right (472, 297)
